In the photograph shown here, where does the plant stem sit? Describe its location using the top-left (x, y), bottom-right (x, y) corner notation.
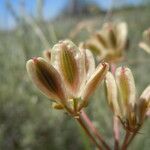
top-left (113, 116), bottom-right (120, 150)
top-left (121, 131), bottom-right (131, 150)
top-left (124, 126), bottom-right (141, 148)
top-left (81, 110), bottom-right (111, 150)
top-left (76, 116), bottom-right (103, 150)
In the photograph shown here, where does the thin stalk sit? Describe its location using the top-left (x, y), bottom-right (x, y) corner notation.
top-left (113, 116), bottom-right (120, 150)
top-left (121, 131), bottom-right (131, 150)
top-left (76, 116), bottom-right (103, 150)
top-left (124, 126), bottom-right (141, 148)
top-left (81, 110), bottom-right (111, 150)
top-left (111, 64), bottom-right (120, 150)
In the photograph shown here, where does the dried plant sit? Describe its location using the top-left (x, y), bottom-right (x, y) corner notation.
top-left (82, 22), bottom-right (128, 63)
top-left (27, 40), bottom-right (109, 116)
top-left (26, 26), bottom-right (150, 150)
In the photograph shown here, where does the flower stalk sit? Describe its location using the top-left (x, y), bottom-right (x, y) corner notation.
top-left (75, 115), bottom-right (103, 150)
top-left (81, 110), bottom-right (111, 150)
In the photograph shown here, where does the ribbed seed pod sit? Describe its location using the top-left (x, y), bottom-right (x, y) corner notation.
top-left (26, 57), bottom-right (66, 104)
top-left (105, 72), bottom-right (120, 116)
top-left (80, 63), bottom-right (109, 108)
top-left (52, 40), bottom-right (83, 97)
top-left (115, 67), bottom-right (136, 119)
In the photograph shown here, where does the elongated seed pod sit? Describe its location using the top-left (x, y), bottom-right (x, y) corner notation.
top-left (26, 57), bottom-right (66, 104)
top-left (115, 67), bottom-right (136, 117)
top-left (79, 62), bottom-right (109, 109)
top-left (105, 72), bottom-right (120, 116)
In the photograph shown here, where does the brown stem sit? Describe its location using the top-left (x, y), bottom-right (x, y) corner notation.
top-left (121, 131), bottom-right (131, 150)
top-left (76, 116), bottom-right (103, 150)
top-left (124, 126), bottom-right (141, 149)
top-left (81, 110), bottom-right (111, 150)
top-left (113, 116), bottom-right (120, 150)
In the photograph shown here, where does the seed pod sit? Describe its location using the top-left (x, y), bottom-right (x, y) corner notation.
top-left (108, 27), bottom-right (117, 49)
top-left (59, 43), bottom-right (78, 86)
top-left (115, 22), bottom-right (128, 50)
top-left (85, 38), bottom-right (104, 55)
top-left (80, 62), bottom-right (109, 109)
top-left (105, 72), bottom-right (120, 116)
top-left (26, 57), bottom-right (66, 104)
top-left (95, 32), bottom-right (108, 49)
top-left (115, 67), bottom-right (136, 117)
top-left (138, 85), bottom-right (150, 122)
top-left (52, 40), bottom-right (83, 97)
top-left (84, 49), bottom-right (95, 80)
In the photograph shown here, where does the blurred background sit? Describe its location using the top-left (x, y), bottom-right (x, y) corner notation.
top-left (0, 0), bottom-right (150, 149)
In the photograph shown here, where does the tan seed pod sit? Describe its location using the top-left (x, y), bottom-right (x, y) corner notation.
top-left (26, 57), bottom-right (67, 104)
top-left (105, 72), bottom-right (120, 116)
top-left (115, 67), bottom-right (136, 117)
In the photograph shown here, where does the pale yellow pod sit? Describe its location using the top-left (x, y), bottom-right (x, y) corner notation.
top-left (59, 43), bottom-right (79, 88)
top-left (26, 57), bottom-right (67, 104)
top-left (80, 62), bottom-right (109, 109)
top-left (138, 85), bottom-right (150, 122)
top-left (105, 72), bottom-right (120, 116)
top-left (115, 67), bottom-right (136, 116)
top-left (84, 49), bottom-right (95, 80)
top-left (52, 40), bottom-right (82, 97)
top-left (115, 22), bottom-right (128, 50)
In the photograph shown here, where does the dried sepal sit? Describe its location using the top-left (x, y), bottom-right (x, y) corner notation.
top-left (105, 72), bottom-right (120, 115)
top-left (26, 57), bottom-right (66, 104)
top-left (52, 102), bottom-right (64, 110)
